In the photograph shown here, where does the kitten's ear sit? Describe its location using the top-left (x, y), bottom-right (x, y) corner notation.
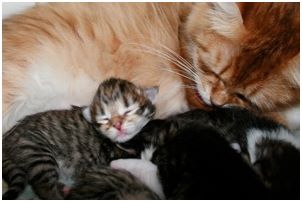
top-left (82, 106), bottom-right (92, 122)
top-left (144, 86), bottom-right (159, 104)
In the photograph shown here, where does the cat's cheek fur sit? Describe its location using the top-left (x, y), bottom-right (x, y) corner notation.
top-left (101, 127), bottom-right (120, 142)
top-left (114, 117), bottom-right (150, 143)
top-left (110, 159), bottom-right (165, 199)
top-left (101, 118), bottom-right (148, 143)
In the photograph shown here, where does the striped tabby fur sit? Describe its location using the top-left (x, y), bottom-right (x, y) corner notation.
top-left (2, 78), bottom-right (157, 199)
top-left (67, 167), bottom-right (159, 199)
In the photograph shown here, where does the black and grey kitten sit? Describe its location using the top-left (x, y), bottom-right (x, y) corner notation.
top-left (2, 77), bottom-right (158, 200)
top-left (173, 107), bottom-right (300, 199)
top-left (111, 107), bottom-right (299, 199)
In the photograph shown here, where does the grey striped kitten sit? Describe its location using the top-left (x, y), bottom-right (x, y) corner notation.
top-left (2, 77), bottom-right (158, 200)
top-left (67, 167), bottom-right (159, 200)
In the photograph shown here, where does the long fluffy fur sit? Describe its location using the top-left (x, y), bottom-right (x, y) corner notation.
top-left (181, 3), bottom-right (299, 125)
top-left (3, 3), bottom-right (189, 133)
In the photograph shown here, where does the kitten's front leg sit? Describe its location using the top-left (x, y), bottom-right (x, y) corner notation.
top-left (110, 159), bottom-right (165, 199)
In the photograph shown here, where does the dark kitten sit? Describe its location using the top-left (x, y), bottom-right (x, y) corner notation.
top-left (112, 107), bottom-right (299, 199)
top-left (173, 107), bottom-right (300, 199)
top-left (111, 120), bottom-right (270, 199)
top-left (2, 78), bottom-right (157, 200)
top-left (67, 167), bottom-right (159, 200)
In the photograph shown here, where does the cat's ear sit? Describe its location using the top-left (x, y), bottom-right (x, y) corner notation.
top-left (144, 86), bottom-right (159, 104)
top-left (82, 106), bottom-right (92, 122)
top-left (207, 2), bottom-right (245, 41)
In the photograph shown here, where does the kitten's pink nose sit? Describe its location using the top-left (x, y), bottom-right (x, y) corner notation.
top-left (113, 121), bottom-right (123, 131)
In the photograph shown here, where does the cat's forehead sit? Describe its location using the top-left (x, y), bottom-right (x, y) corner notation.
top-left (106, 100), bottom-right (140, 116)
top-left (99, 79), bottom-right (142, 99)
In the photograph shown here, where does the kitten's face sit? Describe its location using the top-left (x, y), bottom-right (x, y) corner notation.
top-left (182, 3), bottom-right (299, 112)
top-left (84, 78), bottom-right (157, 143)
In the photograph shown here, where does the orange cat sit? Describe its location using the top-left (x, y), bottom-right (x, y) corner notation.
top-left (3, 3), bottom-right (190, 133)
top-left (180, 3), bottom-right (299, 122)
top-left (3, 3), bottom-right (299, 134)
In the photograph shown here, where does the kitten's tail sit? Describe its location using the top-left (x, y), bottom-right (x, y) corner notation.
top-left (2, 158), bottom-right (27, 200)
top-left (246, 127), bottom-right (300, 199)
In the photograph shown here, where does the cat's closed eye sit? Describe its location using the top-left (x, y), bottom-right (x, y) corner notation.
top-left (235, 93), bottom-right (247, 101)
top-left (124, 110), bottom-right (132, 115)
top-left (124, 108), bottom-right (138, 115)
top-left (99, 118), bottom-right (110, 124)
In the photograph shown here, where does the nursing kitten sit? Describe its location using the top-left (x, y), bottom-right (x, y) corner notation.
top-left (82, 77), bottom-right (157, 143)
top-left (67, 167), bottom-right (159, 200)
top-left (112, 107), bottom-right (299, 199)
top-left (2, 78), bottom-right (157, 199)
top-left (174, 107), bottom-right (300, 199)
top-left (3, 3), bottom-right (299, 135)
top-left (111, 120), bottom-right (270, 199)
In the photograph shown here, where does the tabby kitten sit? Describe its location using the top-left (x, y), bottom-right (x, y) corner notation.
top-left (67, 167), bottom-right (159, 200)
top-left (82, 77), bottom-right (158, 143)
top-left (2, 77), bottom-right (158, 199)
top-left (112, 107), bottom-right (299, 199)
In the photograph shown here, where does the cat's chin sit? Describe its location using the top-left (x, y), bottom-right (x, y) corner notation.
top-left (112, 133), bottom-right (136, 143)
top-left (115, 136), bottom-right (134, 143)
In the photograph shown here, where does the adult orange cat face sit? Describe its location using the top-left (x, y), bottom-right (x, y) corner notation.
top-left (181, 3), bottom-right (299, 113)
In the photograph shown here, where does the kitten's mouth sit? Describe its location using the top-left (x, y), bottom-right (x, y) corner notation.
top-left (117, 131), bottom-right (126, 136)
top-left (117, 129), bottom-right (131, 137)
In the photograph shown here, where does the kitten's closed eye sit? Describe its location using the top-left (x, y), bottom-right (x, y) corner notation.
top-left (99, 118), bottom-right (109, 124)
top-left (124, 107), bottom-right (139, 115)
top-left (124, 110), bottom-right (132, 115)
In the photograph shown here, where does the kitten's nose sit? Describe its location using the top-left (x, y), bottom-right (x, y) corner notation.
top-left (113, 121), bottom-right (122, 131)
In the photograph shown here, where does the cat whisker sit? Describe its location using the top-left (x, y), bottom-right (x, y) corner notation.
top-left (136, 48), bottom-right (197, 81)
top-left (146, 45), bottom-right (197, 77)
top-left (147, 65), bottom-right (197, 83)
top-left (129, 43), bottom-right (198, 79)
top-left (178, 85), bottom-right (197, 90)
top-left (153, 43), bottom-right (196, 71)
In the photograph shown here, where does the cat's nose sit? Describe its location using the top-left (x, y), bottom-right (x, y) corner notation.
top-left (113, 121), bottom-right (123, 131)
top-left (210, 82), bottom-right (229, 107)
top-left (210, 94), bottom-right (228, 107)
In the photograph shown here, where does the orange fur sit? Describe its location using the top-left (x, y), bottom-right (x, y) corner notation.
top-left (3, 3), bottom-right (190, 133)
top-left (3, 3), bottom-right (299, 133)
top-left (181, 3), bottom-right (299, 117)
